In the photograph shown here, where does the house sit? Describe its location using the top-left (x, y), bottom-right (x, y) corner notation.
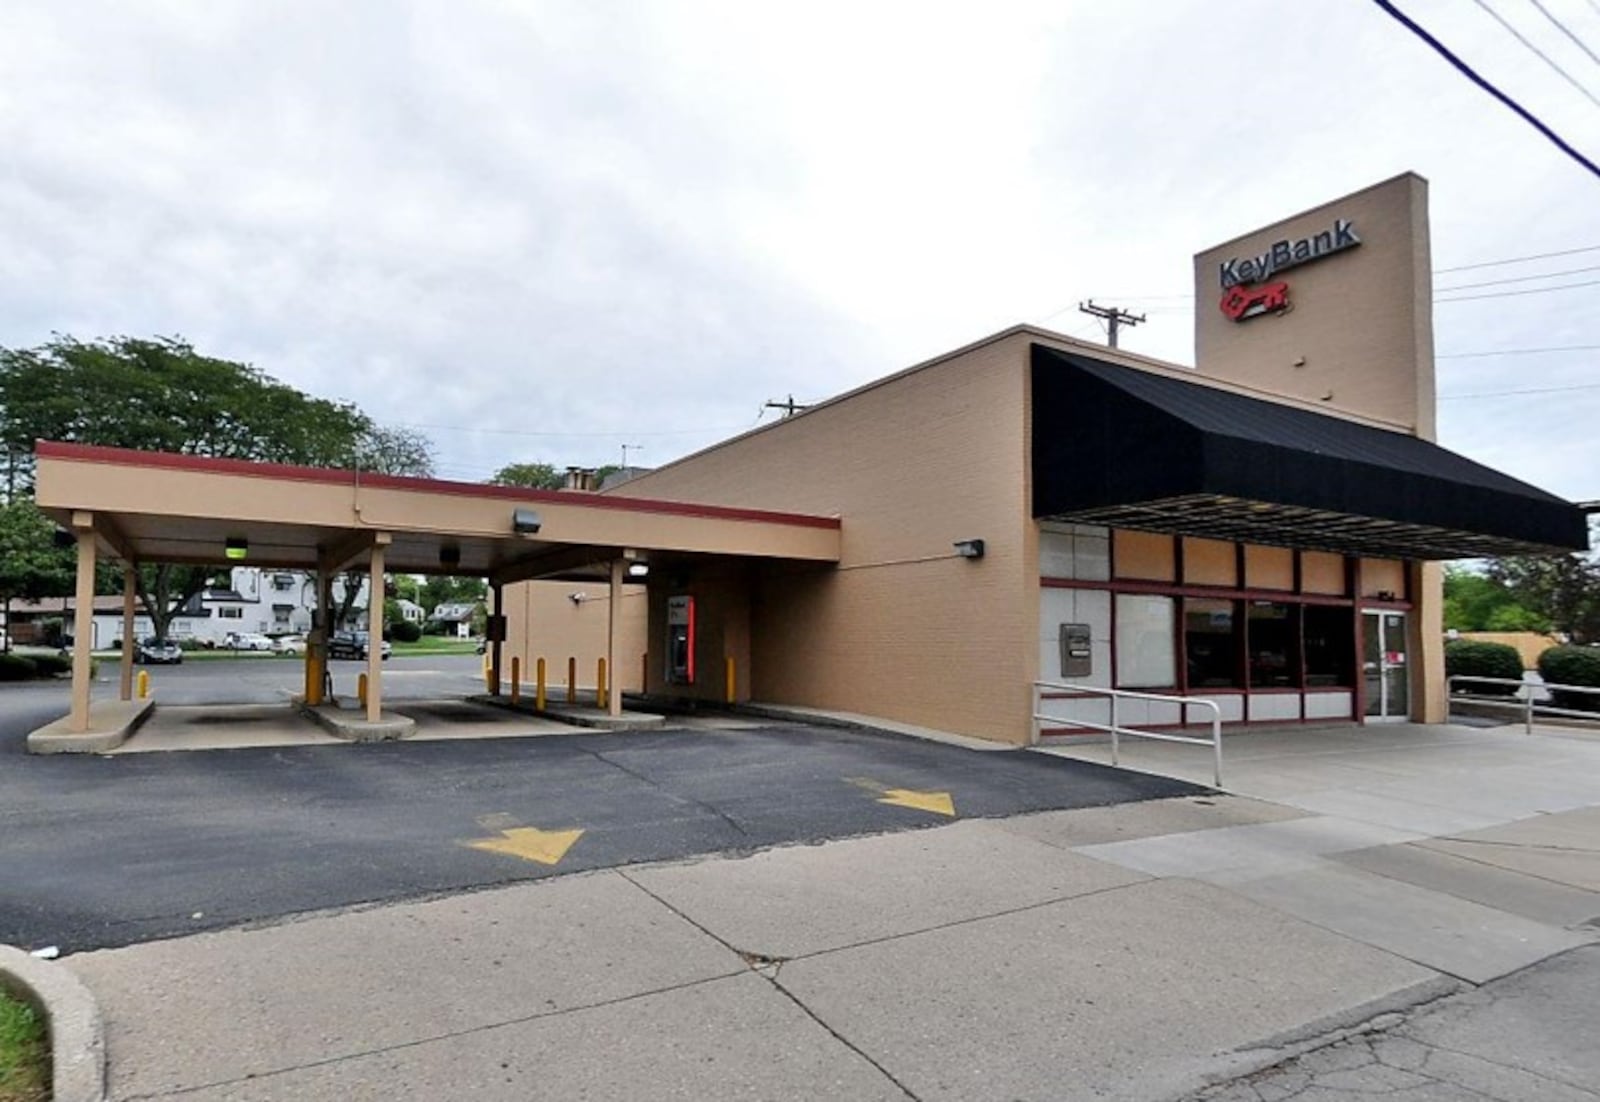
top-left (428, 601), bottom-right (479, 638)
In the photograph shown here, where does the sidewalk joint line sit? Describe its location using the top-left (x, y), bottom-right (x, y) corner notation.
top-left (118, 969), bottom-right (747, 1101)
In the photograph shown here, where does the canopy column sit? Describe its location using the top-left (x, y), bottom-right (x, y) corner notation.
top-left (68, 514), bottom-right (97, 732)
top-left (365, 543), bottom-right (385, 722)
top-left (119, 564), bottom-right (137, 701)
top-left (606, 559), bottom-right (623, 716)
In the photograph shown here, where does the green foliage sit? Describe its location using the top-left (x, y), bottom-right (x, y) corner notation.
top-left (0, 333), bottom-right (435, 643)
top-left (390, 619), bottom-right (422, 643)
top-left (0, 989), bottom-right (49, 1101)
top-left (489, 462), bottom-right (563, 490)
top-left (0, 499), bottom-right (74, 623)
top-left (421, 575), bottom-right (486, 610)
top-left (28, 652), bottom-right (70, 676)
top-left (1442, 566), bottom-right (1548, 633)
top-left (0, 654), bottom-right (38, 681)
top-left (1443, 640), bottom-right (1524, 696)
top-left (1536, 645), bottom-right (1600, 712)
top-left (1485, 520), bottom-right (1600, 644)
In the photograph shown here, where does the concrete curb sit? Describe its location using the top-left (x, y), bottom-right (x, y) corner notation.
top-left (472, 694), bottom-right (666, 730)
top-left (0, 944), bottom-right (106, 1102)
top-left (298, 703), bottom-right (417, 742)
top-left (27, 696), bottom-right (155, 754)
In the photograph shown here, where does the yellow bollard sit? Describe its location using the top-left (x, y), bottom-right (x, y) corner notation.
top-left (358, 672), bottom-right (368, 709)
top-left (536, 657), bottom-right (546, 710)
top-left (725, 656), bottom-right (735, 704)
top-left (137, 669), bottom-right (150, 699)
top-left (484, 662), bottom-right (495, 693)
top-left (597, 657), bottom-right (608, 710)
top-left (511, 656), bottom-right (521, 705)
top-left (567, 657), bottom-right (576, 704)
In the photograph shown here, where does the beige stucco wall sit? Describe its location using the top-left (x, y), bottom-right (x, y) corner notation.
top-left (1194, 173), bottom-right (1436, 440)
top-left (503, 579), bottom-right (648, 694)
top-left (612, 330), bottom-right (1040, 743)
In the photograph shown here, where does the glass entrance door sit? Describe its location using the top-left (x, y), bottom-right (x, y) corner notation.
top-left (1362, 611), bottom-right (1409, 721)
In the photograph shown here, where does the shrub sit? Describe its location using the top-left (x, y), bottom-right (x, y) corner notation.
top-left (1444, 640), bottom-right (1524, 696)
top-left (390, 620), bottom-right (423, 643)
top-left (1536, 645), bottom-right (1600, 712)
top-left (29, 652), bottom-right (71, 676)
top-left (0, 654), bottom-right (39, 681)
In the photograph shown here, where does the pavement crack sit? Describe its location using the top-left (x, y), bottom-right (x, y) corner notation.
top-left (577, 743), bottom-right (751, 838)
top-left (767, 975), bottom-right (922, 1102)
top-left (116, 969), bottom-right (748, 1102)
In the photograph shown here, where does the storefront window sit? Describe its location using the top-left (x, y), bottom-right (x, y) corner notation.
top-left (1115, 595), bottom-right (1175, 688)
top-left (1247, 602), bottom-right (1298, 687)
top-left (1184, 598), bottom-right (1239, 688)
top-left (1303, 605), bottom-right (1355, 686)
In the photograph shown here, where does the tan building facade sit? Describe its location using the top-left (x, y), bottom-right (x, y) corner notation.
top-left (32, 173), bottom-right (1589, 750)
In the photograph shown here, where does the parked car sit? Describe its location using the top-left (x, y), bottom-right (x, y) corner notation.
top-left (328, 631), bottom-right (392, 661)
top-left (223, 631), bottom-right (274, 652)
top-left (271, 634), bottom-right (307, 655)
top-left (136, 637), bottom-right (183, 665)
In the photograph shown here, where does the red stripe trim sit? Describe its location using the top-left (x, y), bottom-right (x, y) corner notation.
top-left (34, 440), bottom-right (841, 530)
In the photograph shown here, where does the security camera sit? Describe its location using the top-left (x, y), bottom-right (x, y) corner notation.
top-left (512, 508), bottom-right (542, 534)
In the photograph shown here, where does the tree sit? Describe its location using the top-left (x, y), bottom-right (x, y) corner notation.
top-left (0, 335), bottom-right (435, 641)
top-left (1441, 566), bottom-right (1548, 633)
top-left (0, 499), bottom-right (73, 652)
top-left (490, 462), bottom-right (563, 490)
top-left (421, 575), bottom-right (486, 611)
top-left (1488, 553), bottom-right (1600, 644)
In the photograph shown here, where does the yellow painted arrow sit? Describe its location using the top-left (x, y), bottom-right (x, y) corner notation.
top-left (845, 777), bottom-right (957, 817)
top-left (465, 825), bottom-right (586, 866)
top-left (877, 788), bottom-right (956, 817)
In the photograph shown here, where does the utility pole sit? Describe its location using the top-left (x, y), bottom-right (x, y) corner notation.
top-left (620, 443), bottom-right (643, 469)
top-left (762, 394), bottom-right (811, 419)
top-left (1077, 300), bottom-right (1146, 349)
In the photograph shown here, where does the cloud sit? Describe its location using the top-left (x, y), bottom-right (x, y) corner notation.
top-left (1, 0), bottom-right (1596, 498)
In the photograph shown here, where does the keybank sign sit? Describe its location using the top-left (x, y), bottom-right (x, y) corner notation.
top-left (1218, 218), bottom-right (1360, 288)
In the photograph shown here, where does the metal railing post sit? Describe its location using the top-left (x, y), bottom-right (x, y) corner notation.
top-left (1526, 688), bottom-right (1534, 735)
top-left (1211, 705), bottom-right (1223, 789)
top-left (1109, 693), bottom-right (1119, 767)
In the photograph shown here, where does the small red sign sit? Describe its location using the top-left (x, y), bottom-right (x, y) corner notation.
top-left (1219, 280), bottom-right (1290, 322)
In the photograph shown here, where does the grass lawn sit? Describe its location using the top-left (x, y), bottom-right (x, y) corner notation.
top-left (0, 992), bottom-right (47, 1102)
top-left (392, 638), bottom-right (478, 656)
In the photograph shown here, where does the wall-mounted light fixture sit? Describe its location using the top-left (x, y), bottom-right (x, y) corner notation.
top-left (627, 562), bottom-right (649, 578)
top-left (438, 543), bottom-right (461, 568)
top-left (225, 536), bottom-right (249, 561)
top-left (953, 538), bottom-right (985, 560)
top-left (1376, 589), bottom-right (1396, 602)
top-left (568, 592), bottom-right (587, 605)
top-left (512, 508), bottom-right (542, 534)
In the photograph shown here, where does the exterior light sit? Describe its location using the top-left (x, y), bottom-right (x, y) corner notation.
top-left (627, 562), bottom-right (649, 578)
top-left (438, 544), bottom-right (461, 568)
top-left (225, 537), bottom-right (248, 561)
top-left (512, 508), bottom-right (542, 534)
top-left (953, 538), bottom-right (985, 560)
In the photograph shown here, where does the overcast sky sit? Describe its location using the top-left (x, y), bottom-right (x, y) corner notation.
top-left (2, 1), bottom-right (1597, 498)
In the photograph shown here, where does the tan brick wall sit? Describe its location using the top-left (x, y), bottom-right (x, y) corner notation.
top-left (613, 331), bottom-right (1039, 743)
top-left (1194, 173), bottom-right (1435, 440)
top-left (504, 579), bottom-right (648, 694)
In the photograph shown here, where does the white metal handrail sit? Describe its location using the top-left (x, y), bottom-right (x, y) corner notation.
top-left (1447, 674), bottom-right (1600, 734)
top-left (1031, 681), bottom-right (1223, 789)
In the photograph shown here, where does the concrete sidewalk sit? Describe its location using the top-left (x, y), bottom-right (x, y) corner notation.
top-left (61, 723), bottom-right (1600, 1100)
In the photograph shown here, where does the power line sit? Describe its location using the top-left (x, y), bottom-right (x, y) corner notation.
top-left (1438, 342), bottom-right (1600, 357)
top-left (1440, 381), bottom-right (1600, 399)
top-left (395, 419), bottom-right (757, 440)
top-left (1077, 301), bottom-right (1145, 348)
top-left (1435, 275), bottom-right (1600, 301)
top-left (1527, 0), bottom-right (1600, 71)
top-left (1435, 261), bottom-right (1600, 291)
top-left (1369, 0), bottom-right (1600, 181)
top-left (1470, 0), bottom-right (1600, 110)
top-left (1436, 242), bottom-right (1600, 272)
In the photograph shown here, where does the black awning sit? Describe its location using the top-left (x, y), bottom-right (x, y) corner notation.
top-left (1030, 345), bottom-right (1589, 559)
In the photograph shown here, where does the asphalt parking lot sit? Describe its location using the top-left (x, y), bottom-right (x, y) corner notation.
top-left (0, 659), bottom-right (1201, 953)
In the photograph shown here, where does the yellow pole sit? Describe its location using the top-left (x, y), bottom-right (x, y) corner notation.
top-left (597, 657), bottom-right (608, 710)
top-left (725, 656), bottom-right (735, 704)
top-left (567, 657), bottom-right (576, 704)
top-left (307, 652), bottom-right (324, 707)
top-left (510, 656), bottom-right (521, 705)
top-left (358, 672), bottom-right (368, 709)
top-left (536, 657), bottom-right (546, 710)
top-left (137, 670), bottom-right (150, 699)
top-left (483, 661), bottom-right (494, 693)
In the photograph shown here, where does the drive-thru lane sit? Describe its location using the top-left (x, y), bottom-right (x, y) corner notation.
top-left (0, 711), bottom-right (1200, 952)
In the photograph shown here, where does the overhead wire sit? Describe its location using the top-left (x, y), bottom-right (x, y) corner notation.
top-left (1469, 0), bottom-right (1600, 110)
top-left (1526, 0), bottom-right (1600, 70)
top-left (1368, 0), bottom-right (1600, 181)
